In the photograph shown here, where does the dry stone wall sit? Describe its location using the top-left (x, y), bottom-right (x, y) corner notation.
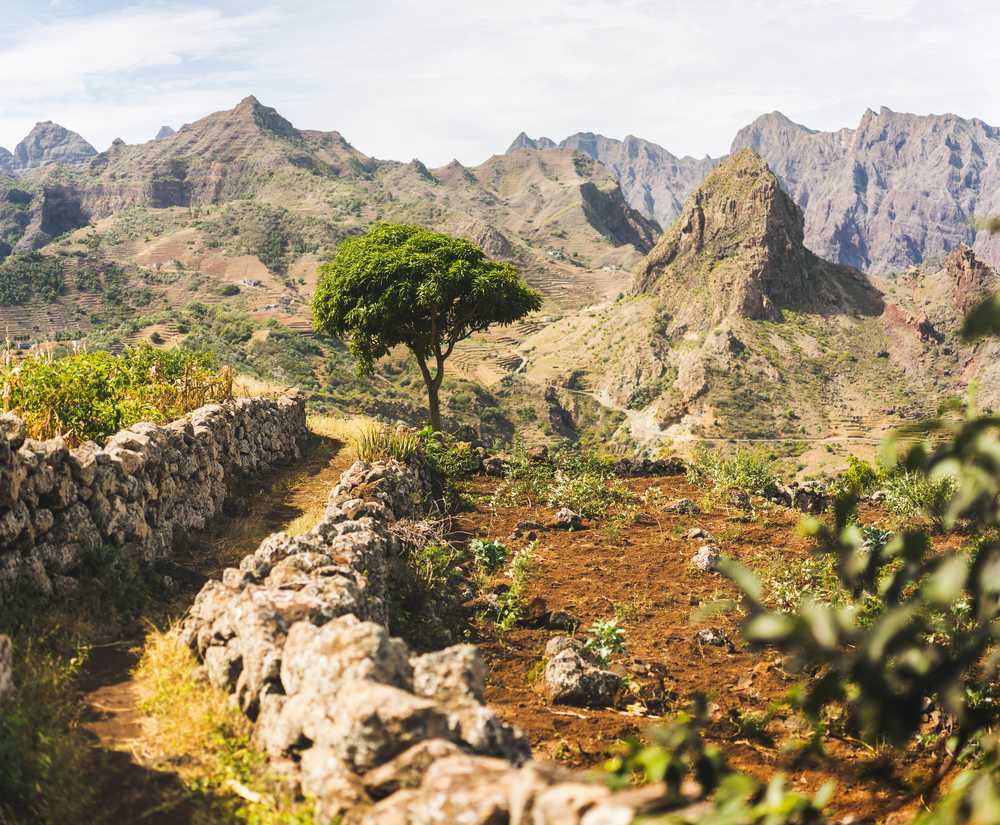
top-left (180, 457), bottom-right (678, 824)
top-left (0, 394), bottom-right (306, 596)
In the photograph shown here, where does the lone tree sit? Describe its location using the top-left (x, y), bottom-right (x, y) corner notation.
top-left (312, 223), bottom-right (542, 431)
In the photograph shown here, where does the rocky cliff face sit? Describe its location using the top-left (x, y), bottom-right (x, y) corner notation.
top-left (730, 108), bottom-right (1000, 273)
top-left (0, 148), bottom-right (13, 177)
top-left (13, 122), bottom-right (97, 171)
top-left (560, 132), bottom-right (718, 229)
top-left (508, 131), bottom-right (718, 230)
top-left (635, 149), bottom-right (880, 324)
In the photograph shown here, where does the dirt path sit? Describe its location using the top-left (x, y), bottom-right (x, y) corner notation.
top-left (77, 428), bottom-right (353, 825)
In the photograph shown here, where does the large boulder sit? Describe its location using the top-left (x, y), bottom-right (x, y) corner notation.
top-left (543, 637), bottom-right (624, 708)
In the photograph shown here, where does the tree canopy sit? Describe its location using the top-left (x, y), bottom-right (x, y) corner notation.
top-left (312, 223), bottom-right (541, 429)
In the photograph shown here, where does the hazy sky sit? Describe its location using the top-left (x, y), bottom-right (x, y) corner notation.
top-left (2, 0), bottom-right (1000, 166)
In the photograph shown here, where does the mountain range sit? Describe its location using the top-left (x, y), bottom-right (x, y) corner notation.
top-left (509, 107), bottom-right (1000, 274)
top-left (1, 96), bottom-right (998, 462)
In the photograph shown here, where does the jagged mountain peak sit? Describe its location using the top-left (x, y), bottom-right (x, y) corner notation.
top-left (635, 148), bottom-right (877, 323)
top-left (506, 132), bottom-right (557, 152)
top-left (155, 125), bottom-right (176, 141)
top-left (230, 95), bottom-right (300, 139)
top-left (13, 121), bottom-right (96, 171)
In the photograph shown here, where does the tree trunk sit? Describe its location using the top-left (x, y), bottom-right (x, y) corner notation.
top-left (425, 377), bottom-right (442, 432)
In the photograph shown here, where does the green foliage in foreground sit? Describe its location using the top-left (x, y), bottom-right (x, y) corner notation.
top-left (613, 286), bottom-right (1000, 823)
top-left (1, 344), bottom-right (231, 444)
top-left (312, 223), bottom-right (541, 429)
top-left (714, 289), bottom-right (1000, 822)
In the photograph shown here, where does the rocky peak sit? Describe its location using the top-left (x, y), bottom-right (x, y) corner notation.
top-left (635, 149), bottom-right (877, 324)
top-left (0, 147), bottom-right (12, 176)
top-left (13, 121), bottom-right (97, 171)
top-left (943, 244), bottom-right (999, 313)
top-left (154, 125), bottom-right (176, 141)
top-left (730, 111), bottom-right (816, 154)
top-left (232, 95), bottom-right (300, 140)
top-left (506, 132), bottom-right (557, 152)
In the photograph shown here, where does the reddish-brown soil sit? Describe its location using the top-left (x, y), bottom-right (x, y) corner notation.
top-left (456, 475), bottom-right (949, 824)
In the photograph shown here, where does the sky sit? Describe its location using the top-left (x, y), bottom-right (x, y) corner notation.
top-left (2, 0), bottom-right (1000, 167)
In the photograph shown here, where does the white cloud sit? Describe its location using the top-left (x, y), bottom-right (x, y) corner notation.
top-left (2, 0), bottom-right (1000, 165)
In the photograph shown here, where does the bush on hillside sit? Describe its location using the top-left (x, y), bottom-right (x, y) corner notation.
top-left (0, 344), bottom-right (232, 444)
top-left (0, 252), bottom-right (65, 304)
top-left (687, 445), bottom-right (776, 496)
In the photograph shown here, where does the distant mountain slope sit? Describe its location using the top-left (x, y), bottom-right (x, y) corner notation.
top-left (0, 97), bottom-right (656, 372)
top-left (13, 121), bottom-right (96, 171)
top-left (508, 131), bottom-right (718, 230)
top-left (731, 108), bottom-right (1000, 274)
top-left (0, 148), bottom-right (13, 177)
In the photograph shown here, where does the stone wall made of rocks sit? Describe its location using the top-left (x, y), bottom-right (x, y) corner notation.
top-left (180, 457), bottom-right (681, 825)
top-left (0, 393), bottom-right (306, 596)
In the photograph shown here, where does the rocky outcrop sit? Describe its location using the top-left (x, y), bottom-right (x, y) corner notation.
top-left (0, 148), bottom-right (13, 177)
top-left (634, 149), bottom-right (882, 324)
top-left (943, 244), bottom-right (999, 314)
top-left (515, 108), bottom-right (1000, 275)
top-left (179, 457), bottom-right (683, 823)
top-left (13, 122), bottom-right (97, 171)
top-left (543, 637), bottom-right (623, 707)
top-left (579, 179), bottom-right (660, 253)
top-left (154, 126), bottom-right (176, 141)
top-left (732, 108), bottom-right (1000, 273)
top-left (0, 394), bottom-right (306, 596)
top-left (506, 132), bottom-right (557, 152)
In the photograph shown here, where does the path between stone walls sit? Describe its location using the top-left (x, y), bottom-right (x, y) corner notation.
top-left (78, 425), bottom-right (355, 825)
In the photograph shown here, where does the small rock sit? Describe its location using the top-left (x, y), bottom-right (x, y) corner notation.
top-left (684, 527), bottom-right (710, 540)
top-left (666, 498), bottom-right (699, 514)
top-left (528, 445), bottom-right (549, 462)
top-left (483, 456), bottom-right (505, 477)
top-left (695, 628), bottom-right (733, 649)
top-left (729, 489), bottom-right (752, 510)
top-left (691, 545), bottom-right (721, 572)
top-left (550, 508), bottom-right (582, 530)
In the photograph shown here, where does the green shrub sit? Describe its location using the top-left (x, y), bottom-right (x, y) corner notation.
top-left (469, 538), bottom-right (508, 575)
top-left (0, 344), bottom-right (232, 444)
top-left (219, 283), bottom-right (241, 297)
top-left (493, 443), bottom-right (634, 521)
top-left (882, 470), bottom-right (957, 525)
top-left (354, 423), bottom-right (420, 464)
top-left (418, 427), bottom-right (480, 482)
top-left (495, 546), bottom-right (534, 632)
top-left (687, 445), bottom-right (776, 496)
top-left (584, 618), bottom-right (627, 668)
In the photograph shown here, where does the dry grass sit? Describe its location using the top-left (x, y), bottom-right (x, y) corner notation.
top-left (233, 373), bottom-right (293, 399)
top-left (133, 629), bottom-right (314, 824)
